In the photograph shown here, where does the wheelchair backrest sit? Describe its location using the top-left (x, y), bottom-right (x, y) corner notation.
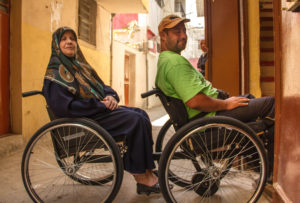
top-left (46, 106), bottom-right (57, 121)
top-left (155, 88), bottom-right (189, 130)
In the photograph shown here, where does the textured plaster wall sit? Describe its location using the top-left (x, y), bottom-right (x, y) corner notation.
top-left (21, 23), bottom-right (51, 139)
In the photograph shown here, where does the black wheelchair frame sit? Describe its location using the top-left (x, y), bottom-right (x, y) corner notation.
top-left (21, 89), bottom-right (270, 203)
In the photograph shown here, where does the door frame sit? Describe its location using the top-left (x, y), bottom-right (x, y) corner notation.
top-left (0, 0), bottom-right (10, 136)
top-left (272, 0), bottom-right (290, 202)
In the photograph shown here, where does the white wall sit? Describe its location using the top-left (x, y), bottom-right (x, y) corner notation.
top-left (162, 0), bottom-right (175, 15)
top-left (112, 40), bottom-right (149, 108)
top-left (182, 0), bottom-right (205, 59)
top-left (134, 52), bottom-right (148, 107)
top-left (147, 52), bottom-right (161, 108)
top-left (139, 0), bottom-right (177, 35)
top-left (113, 0), bottom-right (183, 109)
top-left (112, 41), bottom-right (126, 104)
top-left (139, 1), bottom-right (162, 35)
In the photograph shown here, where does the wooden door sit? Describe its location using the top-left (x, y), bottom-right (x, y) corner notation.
top-left (0, 0), bottom-right (10, 135)
top-left (206, 0), bottom-right (241, 96)
top-left (124, 55), bottom-right (130, 106)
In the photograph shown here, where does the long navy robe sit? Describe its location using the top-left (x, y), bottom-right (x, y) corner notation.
top-left (43, 80), bottom-right (155, 173)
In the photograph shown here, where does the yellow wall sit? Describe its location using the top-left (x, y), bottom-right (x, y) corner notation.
top-left (248, 0), bottom-right (262, 97)
top-left (142, 0), bottom-right (149, 11)
top-left (21, 23), bottom-right (52, 139)
top-left (17, 0), bottom-right (112, 140)
top-left (81, 46), bottom-right (111, 83)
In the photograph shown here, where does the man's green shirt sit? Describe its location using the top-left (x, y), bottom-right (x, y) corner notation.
top-left (155, 51), bottom-right (218, 119)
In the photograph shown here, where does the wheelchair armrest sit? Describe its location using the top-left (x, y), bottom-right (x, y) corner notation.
top-left (141, 88), bottom-right (160, 98)
top-left (22, 90), bottom-right (43, 97)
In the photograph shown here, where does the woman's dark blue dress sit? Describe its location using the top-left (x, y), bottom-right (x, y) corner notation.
top-left (43, 80), bottom-right (155, 174)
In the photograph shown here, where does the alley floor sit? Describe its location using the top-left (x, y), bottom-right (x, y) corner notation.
top-left (0, 105), bottom-right (273, 203)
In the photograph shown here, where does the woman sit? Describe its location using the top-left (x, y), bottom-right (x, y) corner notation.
top-left (42, 27), bottom-right (159, 194)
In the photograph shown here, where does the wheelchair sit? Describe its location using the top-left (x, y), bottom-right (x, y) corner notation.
top-left (21, 89), bottom-right (270, 203)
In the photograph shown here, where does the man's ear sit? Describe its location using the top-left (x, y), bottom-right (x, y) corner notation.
top-left (159, 31), bottom-right (167, 41)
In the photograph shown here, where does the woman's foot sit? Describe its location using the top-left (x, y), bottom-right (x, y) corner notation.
top-left (133, 170), bottom-right (158, 187)
top-left (136, 182), bottom-right (160, 195)
top-left (133, 170), bottom-right (160, 195)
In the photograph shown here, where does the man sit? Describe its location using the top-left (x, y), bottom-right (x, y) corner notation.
top-left (155, 14), bottom-right (275, 181)
top-left (197, 39), bottom-right (208, 76)
top-left (156, 14), bottom-right (274, 133)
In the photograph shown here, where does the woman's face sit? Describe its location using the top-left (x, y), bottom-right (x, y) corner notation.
top-left (59, 31), bottom-right (77, 57)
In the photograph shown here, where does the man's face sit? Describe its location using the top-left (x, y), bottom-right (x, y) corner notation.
top-left (162, 22), bottom-right (187, 54)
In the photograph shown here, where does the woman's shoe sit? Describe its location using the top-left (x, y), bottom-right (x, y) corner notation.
top-left (153, 170), bottom-right (158, 177)
top-left (136, 182), bottom-right (160, 195)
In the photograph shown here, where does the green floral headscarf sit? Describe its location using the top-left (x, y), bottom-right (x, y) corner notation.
top-left (45, 27), bottom-right (105, 100)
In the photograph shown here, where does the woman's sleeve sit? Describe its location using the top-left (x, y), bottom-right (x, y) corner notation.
top-left (43, 80), bottom-right (107, 118)
top-left (104, 85), bottom-right (120, 102)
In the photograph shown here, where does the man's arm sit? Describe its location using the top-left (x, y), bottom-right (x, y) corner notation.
top-left (186, 93), bottom-right (250, 112)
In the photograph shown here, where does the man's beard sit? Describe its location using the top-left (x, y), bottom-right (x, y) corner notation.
top-left (176, 40), bottom-right (186, 53)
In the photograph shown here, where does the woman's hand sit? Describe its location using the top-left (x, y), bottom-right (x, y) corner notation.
top-left (102, 96), bottom-right (118, 110)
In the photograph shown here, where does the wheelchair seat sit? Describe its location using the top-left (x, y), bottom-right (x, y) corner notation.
top-left (154, 88), bottom-right (268, 135)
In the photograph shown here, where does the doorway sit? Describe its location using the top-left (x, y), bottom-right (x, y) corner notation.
top-left (124, 53), bottom-right (136, 106)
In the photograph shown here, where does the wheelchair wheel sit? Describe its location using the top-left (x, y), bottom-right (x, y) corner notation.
top-left (155, 119), bottom-right (175, 153)
top-left (21, 118), bottom-right (123, 203)
top-left (159, 116), bottom-right (268, 203)
top-left (156, 118), bottom-right (233, 188)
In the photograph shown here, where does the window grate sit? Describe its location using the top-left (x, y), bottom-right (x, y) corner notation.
top-left (78, 0), bottom-right (97, 45)
top-left (174, 0), bottom-right (186, 16)
top-left (155, 0), bottom-right (164, 8)
top-left (0, 0), bottom-right (9, 13)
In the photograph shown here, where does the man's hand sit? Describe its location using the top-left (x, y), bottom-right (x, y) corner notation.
top-left (102, 96), bottom-right (118, 110)
top-left (224, 96), bottom-right (249, 110)
top-left (186, 93), bottom-right (249, 112)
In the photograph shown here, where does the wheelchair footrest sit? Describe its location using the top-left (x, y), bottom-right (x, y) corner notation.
top-left (152, 152), bottom-right (161, 161)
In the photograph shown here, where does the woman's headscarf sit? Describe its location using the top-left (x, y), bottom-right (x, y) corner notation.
top-left (45, 27), bottom-right (105, 100)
